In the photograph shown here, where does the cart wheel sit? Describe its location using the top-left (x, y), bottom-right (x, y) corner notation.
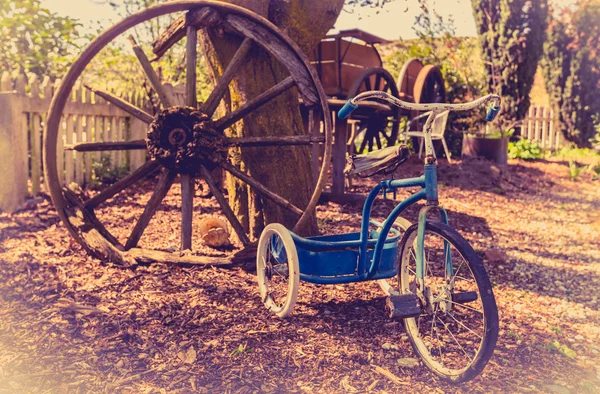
top-left (256, 223), bottom-right (299, 317)
top-left (396, 58), bottom-right (424, 103)
top-left (398, 221), bottom-right (498, 383)
top-left (413, 65), bottom-right (446, 104)
top-left (377, 217), bottom-right (411, 296)
top-left (43, 1), bottom-right (332, 265)
top-left (347, 68), bottom-right (401, 153)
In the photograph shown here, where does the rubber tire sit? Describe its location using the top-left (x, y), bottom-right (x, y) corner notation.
top-left (377, 216), bottom-right (412, 296)
top-left (256, 223), bottom-right (300, 318)
top-left (398, 221), bottom-right (499, 383)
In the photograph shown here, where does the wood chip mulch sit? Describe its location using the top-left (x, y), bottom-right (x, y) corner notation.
top-left (1, 156), bottom-right (599, 393)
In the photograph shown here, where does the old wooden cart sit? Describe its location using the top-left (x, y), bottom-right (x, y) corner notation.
top-left (308, 29), bottom-right (447, 201)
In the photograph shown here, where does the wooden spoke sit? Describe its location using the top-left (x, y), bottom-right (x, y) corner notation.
top-left (125, 169), bottom-right (176, 250)
top-left (65, 140), bottom-right (146, 152)
top-left (84, 160), bottom-right (160, 210)
top-left (180, 173), bottom-right (194, 250)
top-left (185, 19), bottom-right (198, 108)
top-left (84, 85), bottom-right (153, 123)
top-left (128, 35), bottom-right (173, 108)
top-left (201, 37), bottom-right (252, 117)
top-left (63, 187), bottom-right (123, 248)
top-left (198, 165), bottom-right (250, 246)
top-left (214, 76), bottom-right (295, 130)
top-left (358, 136), bottom-right (369, 154)
top-left (365, 77), bottom-right (372, 91)
top-left (220, 161), bottom-right (303, 216)
top-left (224, 135), bottom-right (325, 147)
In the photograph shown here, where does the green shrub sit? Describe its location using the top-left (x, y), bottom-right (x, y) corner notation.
top-left (569, 161), bottom-right (584, 181)
top-left (508, 139), bottom-right (543, 160)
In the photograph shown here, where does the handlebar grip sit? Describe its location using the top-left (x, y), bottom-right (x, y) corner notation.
top-left (486, 104), bottom-right (500, 122)
top-left (338, 100), bottom-right (359, 119)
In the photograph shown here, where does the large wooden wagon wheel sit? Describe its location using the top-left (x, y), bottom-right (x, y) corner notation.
top-left (408, 64), bottom-right (446, 153)
top-left (397, 58), bottom-right (424, 103)
top-left (43, 1), bottom-right (332, 266)
top-left (413, 65), bottom-right (446, 104)
top-left (347, 68), bottom-right (401, 153)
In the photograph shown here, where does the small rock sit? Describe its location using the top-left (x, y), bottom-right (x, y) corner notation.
top-left (323, 310), bottom-right (331, 315)
top-left (485, 248), bottom-right (506, 262)
top-left (401, 335), bottom-right (408, 342)
top-left (382, 343), bottom-right (399, 351)
top-left (397, 357), bottom-right (419, 368)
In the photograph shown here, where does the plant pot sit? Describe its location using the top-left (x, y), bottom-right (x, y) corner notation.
top-left (462, 135), bottom-right (508, 165)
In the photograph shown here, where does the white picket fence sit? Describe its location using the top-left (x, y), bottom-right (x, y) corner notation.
top-left (521, 105), bottom-right (564, 150)
top-left (0, 71), bottom-right (186, 212)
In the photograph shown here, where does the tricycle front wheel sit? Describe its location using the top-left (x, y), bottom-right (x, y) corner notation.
top-left (256, 223), bottom-right (299, 318)
top-left (399, 221), bottom-right (498, 383)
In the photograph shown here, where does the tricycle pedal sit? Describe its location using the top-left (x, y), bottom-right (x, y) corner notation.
top-left (386, 294), bottom-right (422, 319)
top-left (452, 291), bottom-right (478, 304)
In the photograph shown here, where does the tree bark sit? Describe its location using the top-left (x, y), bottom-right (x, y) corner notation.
top-left (199, 0), bottom-right (343, 239)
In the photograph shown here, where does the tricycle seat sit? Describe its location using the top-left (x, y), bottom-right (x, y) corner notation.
top-left (345, 144), bottom-right (410, 177)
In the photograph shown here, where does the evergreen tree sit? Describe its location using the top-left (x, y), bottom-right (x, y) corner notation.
top-left (471, 0), bottom-right (548, 132)
top-left (541, 0), bottom-right (600, 147)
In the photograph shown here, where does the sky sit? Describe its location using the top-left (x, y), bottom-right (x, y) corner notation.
top-left (40, 0), bottom-right (479, 41)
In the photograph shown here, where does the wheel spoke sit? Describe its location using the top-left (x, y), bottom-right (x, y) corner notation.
top-left (201, 37), bottom-right (252, 117)
top-left (128, 35), bottom-right (173, 108)
top-left (446, 312), bottom-right (483, 340)
top-left (125, 169), bottom-right (176, 250)
top-left (180, 173), bottom-right (194, 251)
top-left (85, 159), bottom-right (160, 209)
top-left (224, 135), bottom-right (324, 147)
top-left (220, 161), bottom-right (303, 216)
top-left (437, 316), bottom-right (473, 361)
top-left (185, 22), bottom-right (198, 108)
top-left (214, 76), bottom-right (295, 131)
top-left (65, 140), bottom-right (147, 152)
top-left (358, 136), bottom-right (369, 154)
top-left (364, 77), bottom-right (372, 91)
top-left (447, 300), bottom-right (483, 314)
top-left (84, 85), bottom-right (153, 124)
top-left (198, 165), bottom-right (250, 246)
top-left (375, 133), bottom-right (382, 150)
top-left (450, 259), bottom-right (467, 286)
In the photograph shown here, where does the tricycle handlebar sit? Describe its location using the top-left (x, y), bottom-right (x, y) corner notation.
top-left (338, 91), bottom-right (501, 121)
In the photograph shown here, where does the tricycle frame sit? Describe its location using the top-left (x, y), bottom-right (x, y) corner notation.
top-left (290, 163), bottom-right (448, 284)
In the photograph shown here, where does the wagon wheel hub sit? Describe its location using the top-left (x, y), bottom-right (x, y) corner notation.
top-left (146, 106), bottom-right (226, 173)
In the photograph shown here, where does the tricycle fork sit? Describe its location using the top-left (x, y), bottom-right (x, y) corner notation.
top-left (415, 204), bottom-right (452, 310)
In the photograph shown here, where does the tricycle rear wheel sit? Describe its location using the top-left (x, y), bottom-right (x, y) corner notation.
top-left (256, 223), bottom-right (299, 318)
top-left (398, 221), bottom-right (498, 383)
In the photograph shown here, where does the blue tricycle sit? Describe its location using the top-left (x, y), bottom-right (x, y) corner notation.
top-left (256, 91), bottom-right (501, 383)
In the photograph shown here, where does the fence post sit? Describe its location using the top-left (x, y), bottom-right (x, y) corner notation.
top-left (0, 85), bottom-right (28, 212)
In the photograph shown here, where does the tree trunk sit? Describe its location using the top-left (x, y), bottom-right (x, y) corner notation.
top-left (199, 0), bottom-right (343, 239)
